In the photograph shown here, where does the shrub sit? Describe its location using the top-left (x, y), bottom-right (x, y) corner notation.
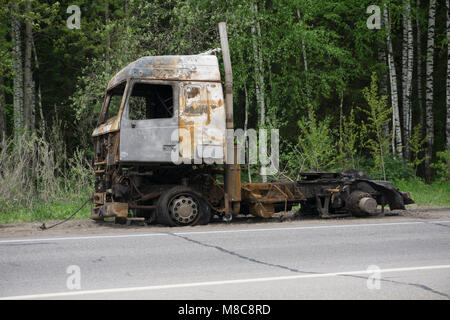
top-left (431, 150), bottom-right (450, 183)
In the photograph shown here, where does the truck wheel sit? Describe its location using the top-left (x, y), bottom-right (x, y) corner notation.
top-left (348, 190), bottom-right (379, 217)
top-left (156, 186), bottom-right (211, 226)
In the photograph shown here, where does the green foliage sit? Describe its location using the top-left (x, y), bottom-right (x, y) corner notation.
top-left (359, 72), bottom-right (391, 180)
top-left (336, 107), bottom-right (360, 170)
top-left (430, 150), bottom-right (450, 183)
top-left (408, 124), bottom-right (428, 175)
top-left (357, 154), bottom-right (414, 181)
top-left (383, 154), bottom-right (415, 181)
top-left (295, 108), bottom-right (336, 172)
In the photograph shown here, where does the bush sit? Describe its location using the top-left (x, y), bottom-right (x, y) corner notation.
top-left (357, 154), bottom-right (414, 181)
top-left (0, 131), bottom-right (93, 222)
top-left (431, 150), bottom-right (450, 183)
top-left (383, 154), bottom-right (415, 181)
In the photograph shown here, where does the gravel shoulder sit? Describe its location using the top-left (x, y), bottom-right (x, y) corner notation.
top-left (0, 205), bottom-right (449, 239)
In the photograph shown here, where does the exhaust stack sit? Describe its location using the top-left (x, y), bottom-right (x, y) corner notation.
top-left (219, 22), bottom-right (241, 219)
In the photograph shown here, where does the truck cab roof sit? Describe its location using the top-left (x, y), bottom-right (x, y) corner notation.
top-left (107, 54), bottom-right (222, 90)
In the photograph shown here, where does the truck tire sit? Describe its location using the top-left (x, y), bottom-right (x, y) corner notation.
top-left (156, 186), bottom-right (211, 226)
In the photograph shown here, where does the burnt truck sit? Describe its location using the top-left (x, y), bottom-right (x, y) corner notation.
top-left (90, 23), bottom-right (413, 226)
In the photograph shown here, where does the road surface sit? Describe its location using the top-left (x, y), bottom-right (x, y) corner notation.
top-left (0, 213), bottom-right (449, 299)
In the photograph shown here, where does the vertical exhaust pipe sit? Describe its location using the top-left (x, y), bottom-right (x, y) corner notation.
top-left (218, 22), bottom-right (238, 220)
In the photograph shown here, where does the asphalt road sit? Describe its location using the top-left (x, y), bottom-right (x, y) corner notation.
top-left (0, 218), bottom-right (449, 300)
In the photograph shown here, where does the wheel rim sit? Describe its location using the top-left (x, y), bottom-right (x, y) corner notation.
top-left (168, 194), bottom-right (199, 225)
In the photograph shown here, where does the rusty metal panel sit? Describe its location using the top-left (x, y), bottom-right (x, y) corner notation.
top-left (241, 182), bottom-right (307, 218)
top-left (178, 82), bottom-right (226, 164)
top-left (107, 55), bottom-right (221, 91)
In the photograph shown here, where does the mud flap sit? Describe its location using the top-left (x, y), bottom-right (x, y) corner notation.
top-left (357, 180), bottom-right (414, 210)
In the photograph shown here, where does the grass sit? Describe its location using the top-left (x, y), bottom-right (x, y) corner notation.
top-left (0, 195), bottom-right (92, 224)
top-left (394, 179), bottom-right (450, 207)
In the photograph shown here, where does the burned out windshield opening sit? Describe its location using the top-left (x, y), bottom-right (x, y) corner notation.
top-left (103, 82), bottom-right (126, 122)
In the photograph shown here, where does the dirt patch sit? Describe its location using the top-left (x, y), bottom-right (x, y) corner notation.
top-left (0, 206), bottom-right (449, 239)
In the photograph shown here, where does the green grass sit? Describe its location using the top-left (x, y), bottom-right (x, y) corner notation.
top-left (0, 196), bottom-right (92, 224)
top-left (394, 179), bottom-right (450, 207)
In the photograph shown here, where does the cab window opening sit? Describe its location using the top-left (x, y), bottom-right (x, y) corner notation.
top-left (128, 83), bottom-right (174, 120)
top-left (104, 82), bottom-right (126, 122)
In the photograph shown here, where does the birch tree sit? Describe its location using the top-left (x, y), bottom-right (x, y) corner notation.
top-left (416, 0), bottom-right (424, 128)
top-left (384, 6), bottom-right (403, 156)
top-left (447, 0), bottom-right (450, 150)
top-left (402, 0), bottom-right (414, 159)
top-left (251, 2), bottom-right (266, 182)
top-left (251, 2), bottom-right (265, 128)
top-left (297, 8), bottom-right (311, 118)
top-left (0, 76), bottom-right (5, 144)
top-left (24, 0), bottom-right (35, 133)
top-left (11, 4), bottom-right (23, 138)
top-left (425, 0), bottom-right (436, 180)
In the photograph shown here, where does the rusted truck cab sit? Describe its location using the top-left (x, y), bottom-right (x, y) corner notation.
top-left (91, 54), bottom-right (227, 224)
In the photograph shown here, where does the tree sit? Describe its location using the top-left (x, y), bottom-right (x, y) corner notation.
top-left (23, 0), bottom-right (35, 133)
top-left (360, 73), bottom-right (391, 180)
top-left (447, 0), bottom-right (450, 151)
top-left (425, 0), bottom-right (436, 181)
top-left (416, 0), bottom-right (424, 128)
top-left (250, 2), bottom-right (267, 182)
top-left (11, 2), bottom-right (23, 138)
top-left (402, 0), bottom-right (414, 159)
top-left (384, 5), bottom-right (402, 157)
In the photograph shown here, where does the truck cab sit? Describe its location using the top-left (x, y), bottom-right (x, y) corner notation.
top-left (93, 54), bottom-right (226, 165)
top-left (91, 54), bottom-right (229, 224)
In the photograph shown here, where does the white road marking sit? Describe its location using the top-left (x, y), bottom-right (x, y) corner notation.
top-left (0, 233), bottom-right (168, 244)
top-left (0, 219), bottom-right (449, 244)
top-left (1, 264), bottom-right (449, 300)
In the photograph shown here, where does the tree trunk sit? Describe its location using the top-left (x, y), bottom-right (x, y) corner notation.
top-left (416, 0), bottom-right (424, 129)
top-left (24, 0), bottom-right (34, 133)
top-left (384, 6), bottom-right (403, 157)
top-left (297, 8), bottom-right (312, 119)
top-left (446, 0), bottom-right (450, 151)
top-left (0, 76), bottom-right (5, 144)
top-left (11, 4), bottom-right (23, 138)
top-left (378, 38), bottom-right (390, 139)
top-left (251, 2), bottom-right (266, 182)
top-left (244, 84), bottom-right (252, 183)
top-left (402, 0), bottom-right (408, 154)
top-left (402, 0), bottom-right (414, 159)
top-left (31, 36), bottom-right (45, 136)
top-left (251, 3), bottom-right (265, 128)
top-left (425, 0), bottom-right (436, 182)
top-left (106, 0), bottom-right (110, 73)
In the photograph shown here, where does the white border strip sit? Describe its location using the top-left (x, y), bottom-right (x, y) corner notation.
top-left (2, 264), bottom-right (449, 300)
